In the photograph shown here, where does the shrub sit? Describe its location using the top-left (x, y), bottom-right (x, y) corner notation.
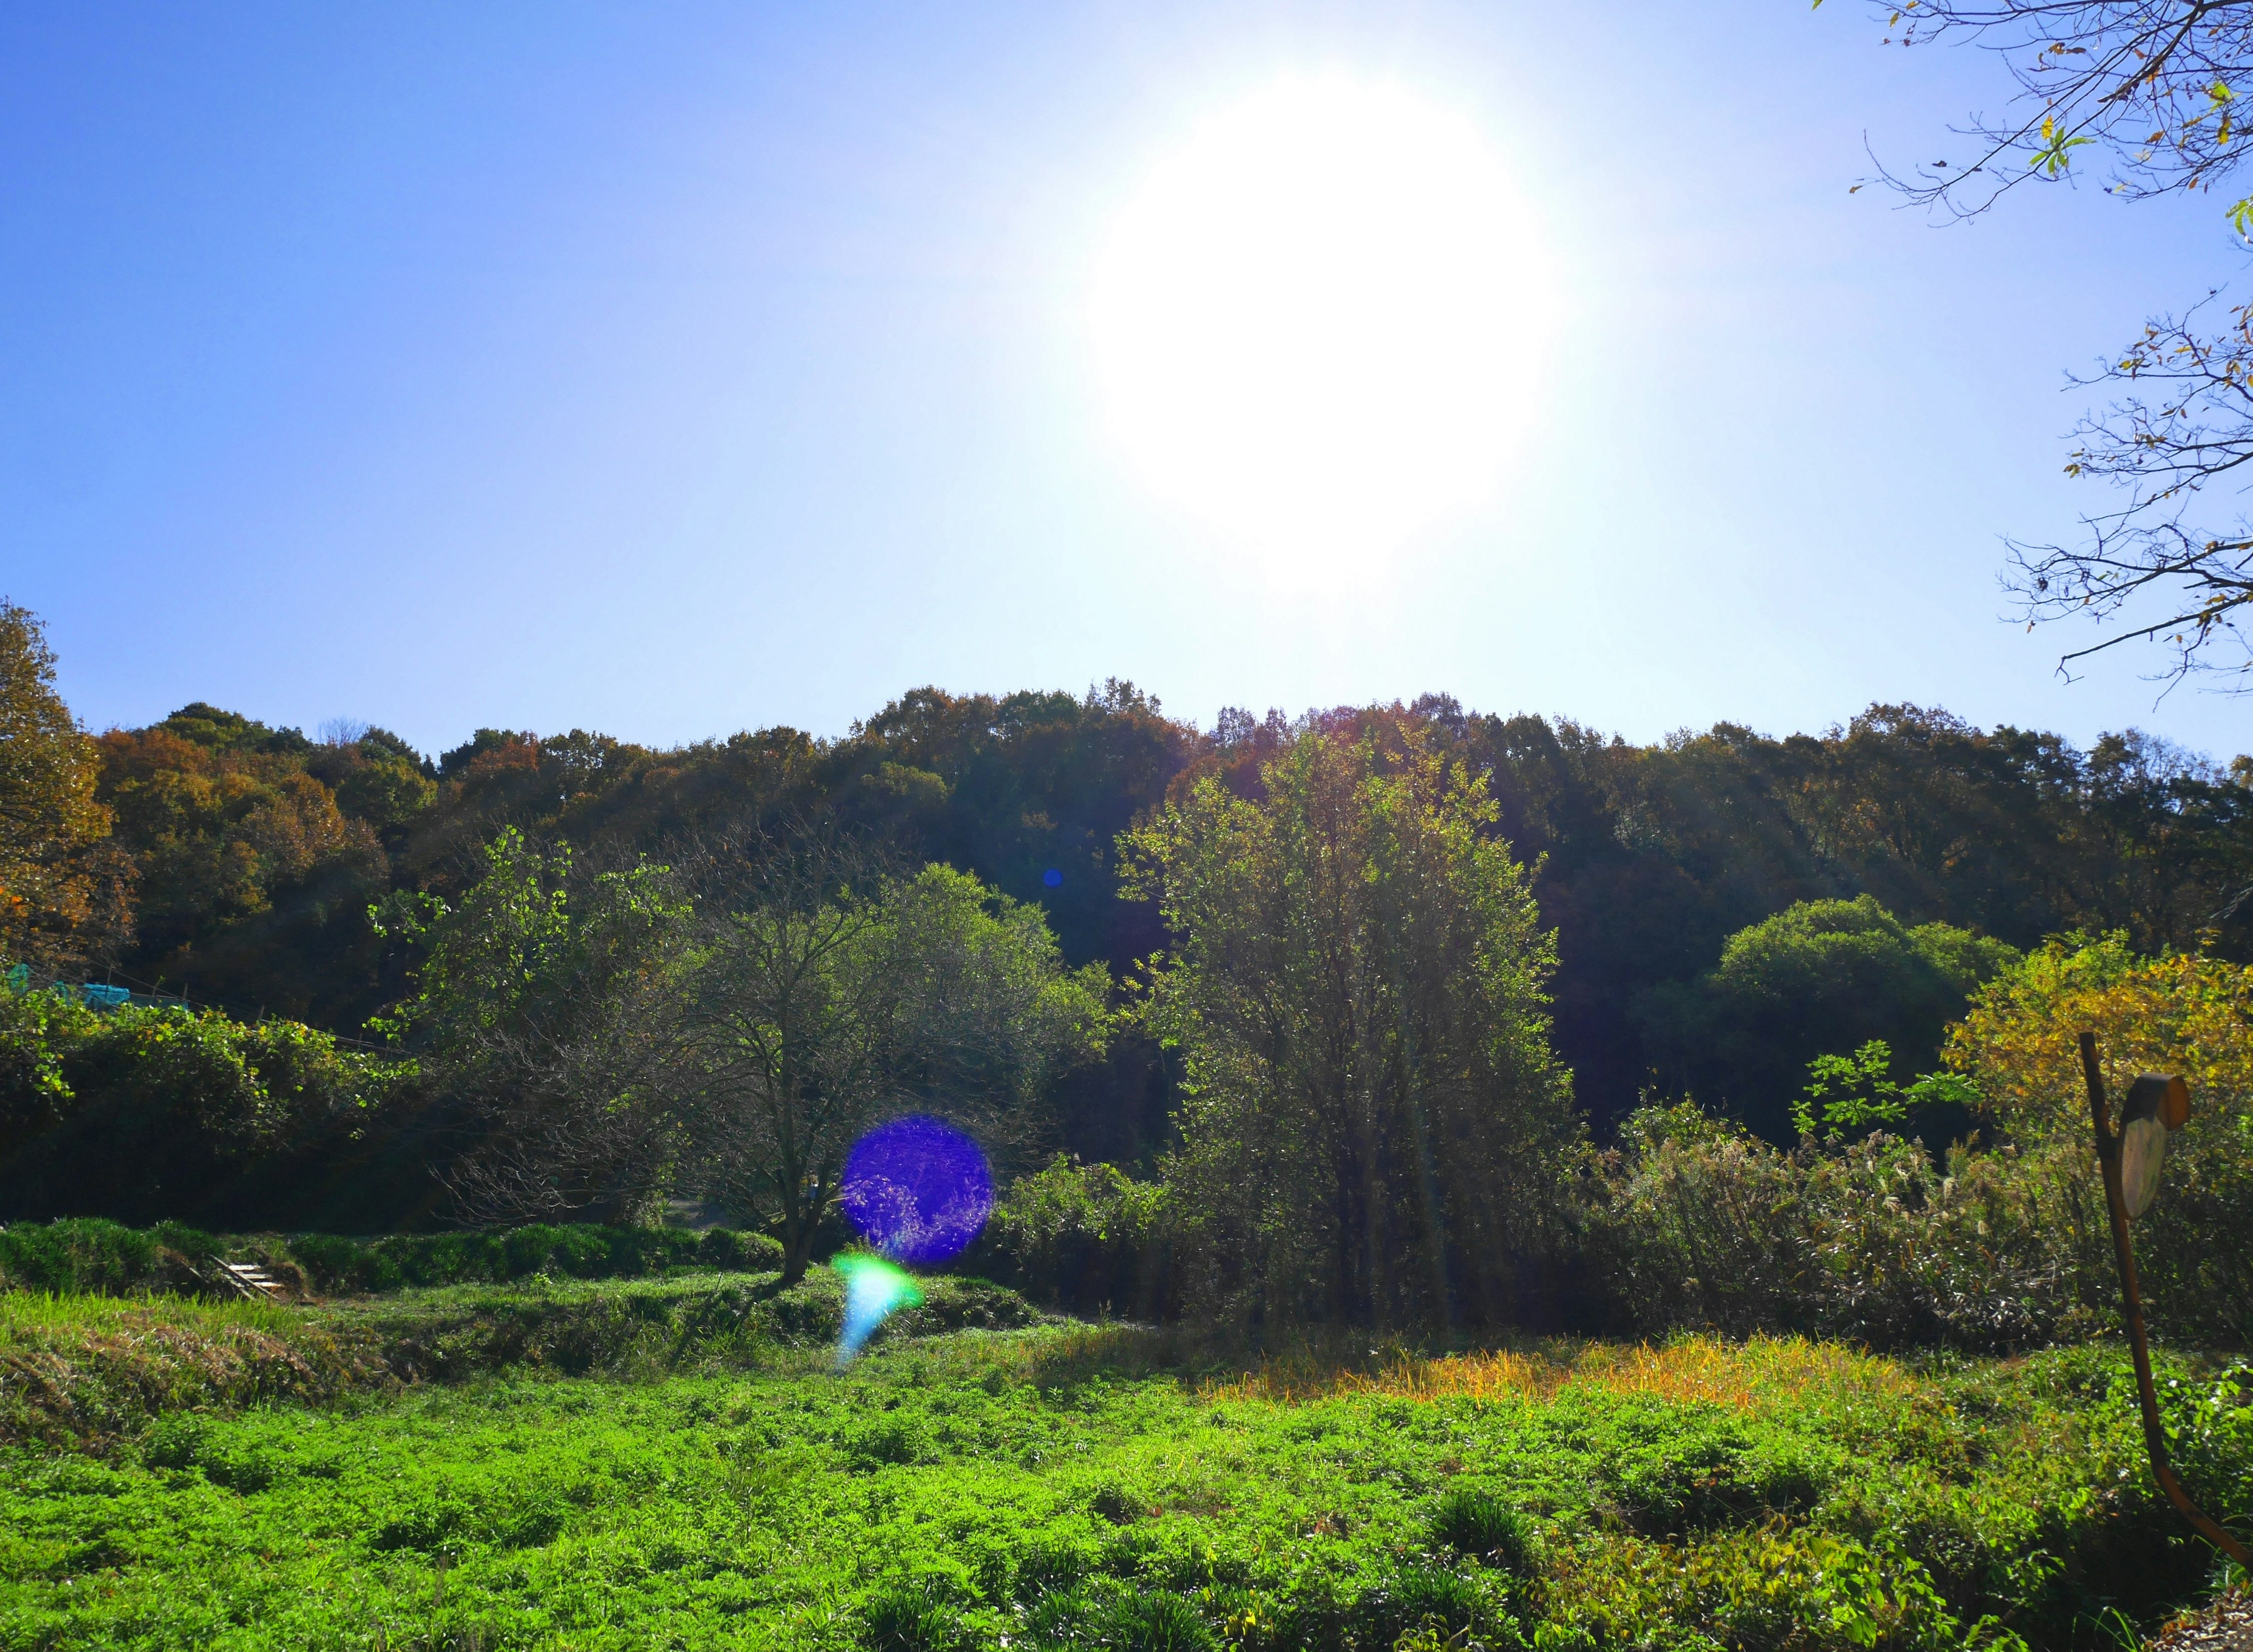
top-left (969, 1155), bottom-right (1166, 1318)
top-left (1583, 933), bottom-right (2253, 1352)
top-left (0, 1219), bottom-right (783, 1299)
top-left (1582, 1104), bottom-right (2099, 1351)
top-left (1096, 1592), bottom-right (1217, 1652)
top-left (1430, 1487), bottom-right (1538, 1575)
top-left (860, 1580), bottom-right (969, 1652)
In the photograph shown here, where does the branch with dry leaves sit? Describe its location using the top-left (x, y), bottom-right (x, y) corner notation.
top-left (1830, 0), bottom-right (2253, 682)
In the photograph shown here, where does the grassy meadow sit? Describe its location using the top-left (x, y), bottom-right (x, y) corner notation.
top-left (2, 1269), bottom-right (2249, 1652)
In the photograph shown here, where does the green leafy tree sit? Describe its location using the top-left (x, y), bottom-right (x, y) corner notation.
top-left (1122, 724), bottom-right (1577, 1332)
top-left (1791, 1038), bottom-right (1980, 1142)
top-left (0, 602), bottom-right (129, 974)
top-left (685, 851), bottom-right (1107, 1285)
top-left (1638, 896), bottom-right (2016, 1142)
top-left (372, 827), bottom-right (694, 1223)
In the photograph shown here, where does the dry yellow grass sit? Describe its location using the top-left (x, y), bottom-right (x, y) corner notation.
top-left (1199, 1333), bottom-right (1916, 1411)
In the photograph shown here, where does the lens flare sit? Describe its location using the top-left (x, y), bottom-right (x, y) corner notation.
top-left (834, 1252), bottom-right (923, 1367)
top-left (841, 1115), bottom-right (995, 1266)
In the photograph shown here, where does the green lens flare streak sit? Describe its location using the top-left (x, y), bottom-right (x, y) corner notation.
top-left (834, 1253), bottom-right (923, 1367)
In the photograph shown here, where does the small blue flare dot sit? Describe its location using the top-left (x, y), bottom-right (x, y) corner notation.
top-left (1043, 868), bottom-right (1063, 888)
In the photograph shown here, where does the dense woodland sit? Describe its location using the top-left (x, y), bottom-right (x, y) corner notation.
top-left (45, 682), bottom-right (2253, 1137)
top-left (5, 600), bottom-right (2252, 1344)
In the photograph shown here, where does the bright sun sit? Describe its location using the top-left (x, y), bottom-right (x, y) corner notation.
top-left (1091, 76), bottom-right (1549, 562)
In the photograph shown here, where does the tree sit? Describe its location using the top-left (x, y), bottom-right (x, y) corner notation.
top-left (685, 849), bottom-right (1107, 1285)
top-left (0, 602), bottom-right (129, 974)
top-left (1636, 896), bottom-right (2018, 1142)
top-left (371, 827), bottom-right (694, 1223)
top-left (1942, 932), bottom-right (2253, 1338)
top-left (97, 707), bottom-right (389, 1018)
top-left (1122, 725), bottom-right (1577, 1332)
top-left (1835, 1), bottom-right (2253, 683)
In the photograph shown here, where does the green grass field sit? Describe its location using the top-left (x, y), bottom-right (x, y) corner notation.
top-left (1, 1272), bottom-right (2248, 1652)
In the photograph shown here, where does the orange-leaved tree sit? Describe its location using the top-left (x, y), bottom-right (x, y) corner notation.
top-left (0, 601), bottom-right (130, 974)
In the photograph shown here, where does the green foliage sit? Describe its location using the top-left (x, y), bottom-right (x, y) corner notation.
top-left (1, 1303), bottom-right (2247, 1650)
top-left (862, 1579), bottom-right (975, 1652)
top-left (0, 980), bottom-right (410, 1220)
top-left (973, 1155), bottom-right (1168, 1316)
top-left (1791, 1041), bottom-right (1980, 1142)
top-left (690, 857), bottom-right (1110, 1281)
top-left (1124, 725), bottom-right (1577, 1329)
top-left (1640, 897), bottom-right (2017, 1142)
top-left (373, 825), bottom-right (695, 1222)
top-left (1430, 1486), bottom-right (1539, 1575)
top-left (0, 1217), bottom-right (782, 1297)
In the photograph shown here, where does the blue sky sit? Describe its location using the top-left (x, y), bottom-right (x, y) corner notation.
top-left (4, 2), bottom-right (2249, 762)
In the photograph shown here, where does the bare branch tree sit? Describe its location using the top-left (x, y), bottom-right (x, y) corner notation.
top-left (1839, 0), bottom-right (2253, 683)
top-left (1857, 2), bottom-right (2253, 217)
top-left (2014, 291), bottom-right (2253, 681)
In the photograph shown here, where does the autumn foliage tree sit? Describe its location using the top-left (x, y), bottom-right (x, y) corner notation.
top-left (0, 601), bottom-right (129, 974)
top-left (1944, 933), bottom-right (2253, 1342)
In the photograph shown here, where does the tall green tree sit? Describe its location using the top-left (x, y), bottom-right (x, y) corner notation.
top-left (1123, 726), bottom-right (1576, 1332)
top-left (0, 602), bottom-right (128, 974)
top-left (373, 828), bottom-right (694, 1223)
top-left (686, 848), bottom-right (1107, 1284)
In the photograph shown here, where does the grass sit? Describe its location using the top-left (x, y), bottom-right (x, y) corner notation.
top-left (0, 1285), bottom-right (2248, 1652)
top-left (0, 1267), bottom-right (1046, 1450)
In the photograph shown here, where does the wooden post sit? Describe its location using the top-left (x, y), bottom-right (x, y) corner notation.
top-left (2079, 1031), bottom-right (2251, 1571)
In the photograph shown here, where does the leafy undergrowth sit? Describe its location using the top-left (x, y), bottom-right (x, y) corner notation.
top-left (0, 1268), bottom-right (1047, 1448)
top-left (0, 1313), bottom-right (2248, 1652)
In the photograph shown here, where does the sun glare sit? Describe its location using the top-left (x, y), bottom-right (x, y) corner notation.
top-left (1091, 76), bottom-right (1550, 563)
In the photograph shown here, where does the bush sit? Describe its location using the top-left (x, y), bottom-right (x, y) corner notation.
top-left (1430, 1487), bottom-right (1538, 1575)
top-left (1096, 1591), bottom-right (1217, 1652)
top-left (860, 1581), bottom-right (969, 1652)
top-left (1581, 1102), bottom-right (2251, 1352)
top-left (0, 1219), bottom-right (784, 1299)
top-left (1581, 932), bottom-right (2253, 1352)
top-left (1581, 1104), bottom-right (2099, 1351)
top-left (969, 1155), bottom-right (1166, 1318)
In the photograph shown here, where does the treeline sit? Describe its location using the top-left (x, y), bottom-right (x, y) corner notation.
top-left (36, 672), bottom-right (2253, 1144)
top-left (5, 599), bottom-right (2252, 1343)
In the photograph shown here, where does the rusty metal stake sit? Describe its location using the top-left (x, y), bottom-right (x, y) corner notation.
top-left (2079, 1030), bottom-right (2251, 1572)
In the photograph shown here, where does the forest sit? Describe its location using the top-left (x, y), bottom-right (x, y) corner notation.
top-left (4, 597), bottom-right (2252, 1652)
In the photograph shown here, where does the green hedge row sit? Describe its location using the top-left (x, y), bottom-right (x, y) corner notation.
top-left (0, 1217), bottom-right (783, 1298)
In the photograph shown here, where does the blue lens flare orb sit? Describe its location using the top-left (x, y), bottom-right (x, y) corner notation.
top-left (840, 1115), bottom-right (995, 1267)
top-left (1043, 868), bottom-right (1063, 888)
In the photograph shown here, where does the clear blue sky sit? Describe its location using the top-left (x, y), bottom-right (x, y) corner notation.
top-left (4, 2), bottom-right (2248, 762)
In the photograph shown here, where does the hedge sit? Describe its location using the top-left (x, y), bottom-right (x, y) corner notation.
top-left (0, 1218), bottom-right (783, 1298)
